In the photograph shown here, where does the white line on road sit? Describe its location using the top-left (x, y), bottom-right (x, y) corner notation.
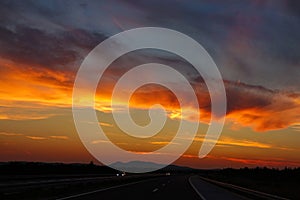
top-left (152, 188), bottom-right (159, 193)
top-left (199, 176), bottom-right (289, 200)
top-left (56, 179), bottom-right (153, 200)
top-left (188, 176), bottom-right (207, 200)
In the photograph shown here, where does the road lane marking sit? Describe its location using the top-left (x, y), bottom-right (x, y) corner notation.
top-left (199, 176), bottom-right (288, 200)
top-left (56, 179), bottom-right (155, 200)
top-left (152, 188), bottom-right (159, 193)
top-left (188, 176), bottom-right (207, 200)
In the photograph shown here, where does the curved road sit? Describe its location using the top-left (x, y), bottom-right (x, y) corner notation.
top-left (57, 175), bottom-right (248, 200)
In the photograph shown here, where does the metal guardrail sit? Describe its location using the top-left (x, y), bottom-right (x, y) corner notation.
top-left (199, 176), bottom-right (290, 200)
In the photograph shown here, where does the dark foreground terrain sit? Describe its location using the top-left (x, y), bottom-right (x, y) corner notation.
top-left (199, 167), bottom-right (300, 200)
top-left (0, 162), bottom-right (298, 200)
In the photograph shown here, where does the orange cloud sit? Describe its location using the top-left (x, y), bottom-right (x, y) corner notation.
top-left (0, 132), bottom-right (23, 136)
top-left (1, 56), bottom-right (299, 132)
top-left (91, 139), bottom-right (110, 144)
top-left (180, 154), bottom-right (300, 168)
top-left (215, 156), bottom-right (300, 168)
top-left (226, 95), bottom-right (300, 131)
top-left (49, 136), bottom-right (69, 140)
top-left (150, 141), bottom-right (180, 145)
top-left (0, 58), bottom-right (73, 107)
top-left (98, 79), bottom-right (300, 132)
top-left (99, 122), bottom-right (113, 127)
top-left (26, 136), bottom-right (47, 140)
top-left (182, 136), bottom-right (289, 151)
top-left (291, 125), bottom-right (300, 132)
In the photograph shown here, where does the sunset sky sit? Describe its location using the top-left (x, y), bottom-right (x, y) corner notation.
top-left (1, 0), bottom-right (300, 169)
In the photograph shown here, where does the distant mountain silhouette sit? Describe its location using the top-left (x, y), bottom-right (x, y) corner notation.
top-left (110, 161), bottom-right (165, 173)
top-left (0, 161), bottom-right (197, 175)
top-left (109, 161), bottom-right (196, 173)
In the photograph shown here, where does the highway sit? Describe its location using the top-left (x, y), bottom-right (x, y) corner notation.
top-left (56, 175), bottom-right (249, 200)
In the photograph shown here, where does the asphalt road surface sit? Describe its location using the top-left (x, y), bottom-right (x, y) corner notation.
top-left (57, 175), bottom-right (249, 200)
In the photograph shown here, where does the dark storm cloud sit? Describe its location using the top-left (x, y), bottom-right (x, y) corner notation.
top-left (0, 26), bottom-right (75, 70)
top-left (120, 0), bottom-right (300, 91)
top-left (0, 0), bottom-right (299, 132)
top-left (284, 0), bottom-right (300, 16)
top-left (225, 81), bottom-right (274, 114)
top-left (0, 0), bottom-right (109, 73)
top-left (0, 0), bottom-right (299, 91)
top-left (0, 25), bottom-right (107, 71)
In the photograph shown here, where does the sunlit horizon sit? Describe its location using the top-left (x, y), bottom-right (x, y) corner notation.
top-left (1, 0), bottom-right (300, 170)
